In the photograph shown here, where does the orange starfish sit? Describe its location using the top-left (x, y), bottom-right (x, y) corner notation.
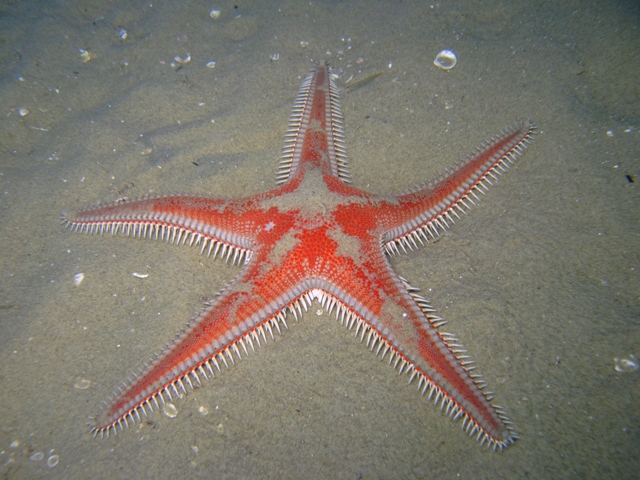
top-left (63, 63), bottom-right (534, 450)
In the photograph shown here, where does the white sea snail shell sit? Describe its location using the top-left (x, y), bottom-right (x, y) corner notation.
top-left (434, 50), bottom-right (457, 70)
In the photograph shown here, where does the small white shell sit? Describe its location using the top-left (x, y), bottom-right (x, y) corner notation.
top-left (209, 9), bottom-right (221, 19)
top-left (74, 378), bottom-right (91, 389)
top-left (79, 49), bottom-right (92, 63)
top-left (30, 452), bottom-right (44, 462)
top-left (434, 50), bottom-right (457, 70)
top-left (174, 53), bottom-right (191, 64)
top-left (164, 402), bottom-right (178, 418)
top-left (18, 107), bottom-right (29, 117)
top-left (47, 454), bottom-right (59, 468)
top-left (206, 61), bottom-right (217, 69)
top-left (73, 273), bottom-right (85, 286)
top-left (614, 354), bottom-right (639, 372)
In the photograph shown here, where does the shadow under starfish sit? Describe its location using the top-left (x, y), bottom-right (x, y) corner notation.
top-left (63, 62), bottom-right (535, 450)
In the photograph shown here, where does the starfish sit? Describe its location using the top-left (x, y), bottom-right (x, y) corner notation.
top-left (63, 63), bottom-right (534, 450)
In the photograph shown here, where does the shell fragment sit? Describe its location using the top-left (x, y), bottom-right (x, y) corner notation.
top-left (434, 50), bottom-right (457, 70)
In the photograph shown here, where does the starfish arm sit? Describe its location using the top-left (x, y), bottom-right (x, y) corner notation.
top-left (62, 195), bottom-right (260, 264)
top-left (90, 262), bottom-right (301, 437)
top-left (276, 62), bottom-right (351, 185)
top-left (270, 219), bottom-right (517, 449)
top-left (382, 121), bottom-right (536, 255)
top-left (89, 220), bottom-right (344, 438)
top-left (294, 226), bottom-right (518, 450)
top-left (330, 258), bottom-right (517, 450)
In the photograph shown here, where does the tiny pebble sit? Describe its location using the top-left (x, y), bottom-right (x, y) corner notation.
top-left (73, 273), bottom-right (85, 286)
top-left (209, 9), bottom-right (221, 19)
top-left (18, 107), bottom-right (29, 117)
top-left (117, 28), bottom-right (127, 40)
top-left (79, 49), bottom-right (92, 63)
top-left (206, 61), bottom-right (217, 69)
